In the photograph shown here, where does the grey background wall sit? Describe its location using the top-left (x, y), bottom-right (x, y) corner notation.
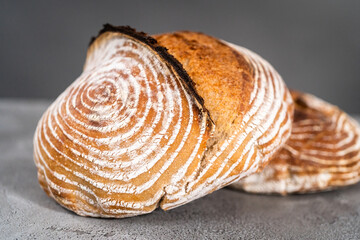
top-left (1, 0), bottom-right (359, 113)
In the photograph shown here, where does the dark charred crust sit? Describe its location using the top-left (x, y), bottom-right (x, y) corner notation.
top-left (89, 24), bottom-right (209, 115)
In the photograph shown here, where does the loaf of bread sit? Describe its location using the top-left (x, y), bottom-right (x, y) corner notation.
top-left (231, 90), bottom-right (360, 195)
top-left (33, 24), bottom-right (293, 217)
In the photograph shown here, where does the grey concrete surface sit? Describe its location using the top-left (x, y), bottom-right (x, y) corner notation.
top-left (0, 100), bottom-right (360, 239)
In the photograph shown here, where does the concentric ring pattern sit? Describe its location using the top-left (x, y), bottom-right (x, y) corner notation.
top-left (155, 34), bottom-right (294, 209)
top-left (34, 31), bottom-right (212, 217)
top-left (232, 91), bottom-right (360, 194)
top-left (34, 27), bottom-right (294, 218)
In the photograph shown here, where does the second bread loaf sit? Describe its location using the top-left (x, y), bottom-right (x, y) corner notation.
top-left (231, 90), bottom-right (360, 195)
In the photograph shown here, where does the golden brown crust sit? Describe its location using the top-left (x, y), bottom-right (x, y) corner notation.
top-left (33, 25), bottom-right (293, 217)
top-left (154, 32), bottom-right (254, 132)
top-left (155, 32), bottom-right (293, 208)
top-left (34, 26), bottom-right (213, 217)
top-left (233, 90), bottom-right (360, 194)
top-left (86, 25), bottom-right (208, 115)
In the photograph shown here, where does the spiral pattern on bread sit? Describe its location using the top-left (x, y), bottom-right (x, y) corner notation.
top-left (232, 91), bottom-right (360, 195)
top-left (155, 34), bottom-right (293, 208)
top-left (33, 25), bottom-right (293, 217)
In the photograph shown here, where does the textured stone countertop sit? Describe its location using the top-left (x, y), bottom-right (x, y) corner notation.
top-left (0, 99), bottom-right (359, 239)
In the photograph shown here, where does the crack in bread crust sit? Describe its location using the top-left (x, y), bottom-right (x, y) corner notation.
top-left (33, 25), bottom-right (293, 217)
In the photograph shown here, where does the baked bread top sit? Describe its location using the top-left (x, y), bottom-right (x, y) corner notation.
top-left (232, 90), bottom-right (360, 195)
top-left (154, 32), bottom-right (293, 209)
top-left (33, 25), bottom-right (293, 217)
top-left (154, 31), bottom-right (254, 133)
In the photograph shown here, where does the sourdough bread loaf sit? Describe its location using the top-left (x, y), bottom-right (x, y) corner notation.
top-left (231, 90), bottom-right (360, 195)
top-left (33, 25), bottom-right (293, 217)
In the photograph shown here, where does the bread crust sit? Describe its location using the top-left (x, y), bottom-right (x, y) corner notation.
top-left (155, 33), bottom-right (293, 208)
top-left (154, 32), bottom-right (254, 132)
top-left (87, 25), bottom-right (208, 115)
top-left (232, 90), bottom-right (360, 195)
top-left (33, 25), bottom-right (293, 217)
